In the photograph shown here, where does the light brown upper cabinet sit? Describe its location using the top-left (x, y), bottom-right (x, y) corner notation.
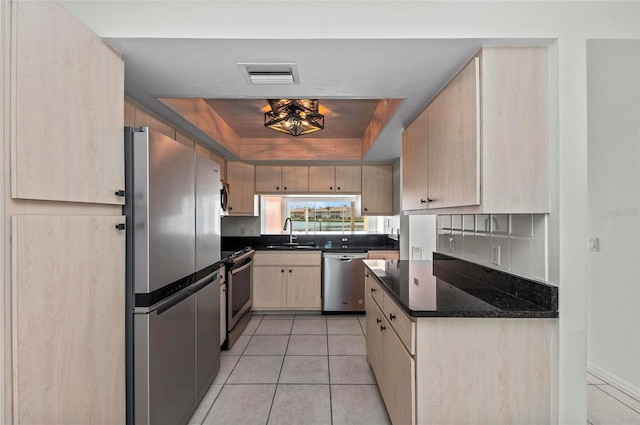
top-left (335, 165), bottom-right (362, 193)
top-left (361, 165), bottom-right (393, 215)
top-left (401, 46), bottom-right (549, 214)
top-left (427, 57), bottom-right (480, 209)
top-left (402, 108), bottom-right (429, 211)
top-left (134, 107), bottom-right (176, 140)
top-left (226, 161), bottom-right (256, 216)
top-left (210, 151), bottom-right (226, 182)
top-left (255, 166), bottom-right (309, 193)
top-left (308, 165), bottom-right (361, 193)
top-left (11, 1), bottom-right (125, 205)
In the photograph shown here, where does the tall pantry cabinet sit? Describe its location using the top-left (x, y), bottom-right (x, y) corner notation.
top-left (2, 2), bottom-right (125, 424)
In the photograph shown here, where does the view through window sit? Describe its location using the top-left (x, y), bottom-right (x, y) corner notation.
top-left (261, 195), bottom-right (370, 234)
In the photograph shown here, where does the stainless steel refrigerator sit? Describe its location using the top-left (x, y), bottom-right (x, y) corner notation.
top-left (124, 127), bottom-right (222, 425)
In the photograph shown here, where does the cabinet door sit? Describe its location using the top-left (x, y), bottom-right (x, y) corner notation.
top-left (335, 165), bottom-right (361, 193)
top-left (427, 57), bottom-right (480, 209)
top-left (253, 267), bottom-right (287, 308)
top-left (210, 152), bottom-right (226, 182)
top-left (282, 166), bottom-right (309, 193)
top-left (361, 165), bottom-right (393, 215)
top-left (255, 165), bottom-right (283, 193)
top-left (366, 300), bottom-right (386, 395)
top-left (12, 2), bottom-right (124, 204)
top-left (383, 322), bottom-right (416, 425)
top-left (12, 215), bottom-right (125, 424)
top-left (286, 267), bottom-right (321, 309)
top-left (402, 109), bottom-right (429, 210)
top-left (226, 161), bottom-right (256, 215)
top-left (308, 166), bottom-right (336, 192)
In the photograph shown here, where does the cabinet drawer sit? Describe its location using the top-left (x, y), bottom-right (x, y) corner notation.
top-left (383, 292), bottom-right (415, 355)
top-left (367, 274), bottom-right (385, 308)
top-left (253, 251), bottom-right (321, 266)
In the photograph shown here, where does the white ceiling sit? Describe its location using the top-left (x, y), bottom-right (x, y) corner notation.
top-left (59, 1), bottom-right (552, 162)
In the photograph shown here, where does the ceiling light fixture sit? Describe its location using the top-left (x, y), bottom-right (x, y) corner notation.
top-left (264, 99), bottom-right (325, 137)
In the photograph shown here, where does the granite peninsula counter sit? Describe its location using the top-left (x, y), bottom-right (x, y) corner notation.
top-left (362, 253), bottom-right (558, 425)
top-left (363, 253), bottom-right (558, 318)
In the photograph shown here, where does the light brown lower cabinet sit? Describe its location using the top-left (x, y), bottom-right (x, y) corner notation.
top-left (11, 215), bottom-right (125, 424)
top-left (366, 272), bottom-right (556, 425)
top-left (367, 295), bottom-right (415, 425)
top-left (252, 252), bottom-right (321, 310)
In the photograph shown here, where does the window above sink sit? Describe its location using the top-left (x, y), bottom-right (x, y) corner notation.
top-left (260, 195), bottom-right (387, 235)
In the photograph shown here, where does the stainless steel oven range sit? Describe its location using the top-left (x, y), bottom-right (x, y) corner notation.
top-left (223, 247), bottom-right (255, 349)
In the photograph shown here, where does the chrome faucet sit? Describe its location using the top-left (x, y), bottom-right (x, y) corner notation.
top-left (283, 217), bottom-right (293, 244)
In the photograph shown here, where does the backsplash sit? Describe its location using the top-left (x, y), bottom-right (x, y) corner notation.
top-left (436, 214), bottom-right (548, 282)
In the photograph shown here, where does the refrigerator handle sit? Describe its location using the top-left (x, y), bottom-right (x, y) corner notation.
top-left (156, 288), bottom-right (193, 316)
top-left (192, 272), bottom-right (220, 294)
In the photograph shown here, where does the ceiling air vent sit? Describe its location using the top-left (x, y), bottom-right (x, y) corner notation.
top-left (238, 63), bottom-right (300, 85)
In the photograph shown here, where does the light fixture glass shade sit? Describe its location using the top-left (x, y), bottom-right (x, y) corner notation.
top-left (264, 99), bottom-right (325, 136)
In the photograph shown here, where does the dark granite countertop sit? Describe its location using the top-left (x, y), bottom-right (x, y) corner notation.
top-left (364, 253), bottom-right (558, 318)
top-left (222, 235), bottom-right (399, 253)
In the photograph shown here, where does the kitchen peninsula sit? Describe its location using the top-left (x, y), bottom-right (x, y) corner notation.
top-left (364, 253), bottom-right (558, 425)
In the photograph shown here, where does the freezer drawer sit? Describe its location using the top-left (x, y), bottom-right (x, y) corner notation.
top-left (134, 290), bottom-right (196, 425)
top-left (322, 252), bottom-right (367, 312)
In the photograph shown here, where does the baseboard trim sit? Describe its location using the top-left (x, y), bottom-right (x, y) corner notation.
top-left (588, 362), bottom-right (640, 401)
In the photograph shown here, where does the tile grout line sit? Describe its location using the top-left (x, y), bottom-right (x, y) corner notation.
top-left (593, 383), bottom-right (640, 415)
top-left (326, 314), bottom-right (334, 425)
top-left (264, 319), bottom-right (293, 425)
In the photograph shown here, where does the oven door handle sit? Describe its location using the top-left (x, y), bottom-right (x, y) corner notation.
top-left (230, 260), bottom-right (252, 276)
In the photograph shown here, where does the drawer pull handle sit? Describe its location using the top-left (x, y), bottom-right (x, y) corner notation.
top-left (389, 313), bottom-right (396, 321)
top-left (376, 318), bottom-right (381, 324)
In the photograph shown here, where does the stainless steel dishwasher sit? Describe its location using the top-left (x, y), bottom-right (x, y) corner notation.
top-left (322, 252), bottom-right (368, 312)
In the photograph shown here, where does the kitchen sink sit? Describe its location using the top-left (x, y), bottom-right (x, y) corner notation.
top-left (265, 244), bottom-right (319, 250)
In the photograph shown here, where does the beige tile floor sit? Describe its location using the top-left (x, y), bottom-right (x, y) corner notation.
top-left (189, 312), bottom-right (389, 425)
top-left (587, 372), bottom-right (640, 425)
top-left (190, 312), bottom-right (640, 425)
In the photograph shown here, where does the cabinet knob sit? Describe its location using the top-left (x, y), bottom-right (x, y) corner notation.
top-left (376, 318), bottom-right (382, 324)
top-left (427, 198), bottom-right (434, 203)
top-left (115, 223), bottom-right (126, 230)
top-left (380, 325), bottom-right (386, 331)
top-left (370, 287), bottom-right (376, 292)
top-left (284, 186), bottom-right (287, 190)
top-left (364, 208), bottom-right (368, 212)
top-left (281, 269), bottom-right (285, 273)
top-left (229, 206), bottom-right (233, 211)
top-left (337, 186), bottom-right (341, 190)
top-left (365, 273), bottom-right (369, 277)
top-left (420, 198), bottom-right (427, 204)
top-left (389, 313), bottom-right (396, 321)
top-left (329, 186), bottom-right (333, 190)
top-left (276, 186), bottom-right (280, 190)
top-left (289, 269), bottom-right (292, 273)
top-left (115, 190), bottom-right (125, 197)
top-left (222, 288), bottom-right (226, 292)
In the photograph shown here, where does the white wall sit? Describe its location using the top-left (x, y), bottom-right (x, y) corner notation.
top-left (587, 39), bottom-right (640, 399)
top-left (43, 1), bottom-right (640, 422)
top-left (408, 214), bottom-right (437, 260)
